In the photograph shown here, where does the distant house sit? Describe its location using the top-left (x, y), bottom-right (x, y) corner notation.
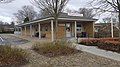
top-left (0, 23), bottom-right (14, 33)
top-left (94, 23), bottom-right (119, 38)
top-left (18, 13), bottom-right (97, 41)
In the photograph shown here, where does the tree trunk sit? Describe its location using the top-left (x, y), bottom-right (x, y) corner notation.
top-left (54, 0), bottom-right (58, 42)
top-left (54, 18), bottom-right (58, 42)
top-left (55, 19), bottom-right (58, 38)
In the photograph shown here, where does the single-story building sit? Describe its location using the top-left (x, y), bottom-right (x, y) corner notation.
top-left (18, 13), bottom-right (97, 41)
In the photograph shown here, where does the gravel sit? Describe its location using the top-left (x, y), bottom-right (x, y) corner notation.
top-left (23, 49), bottom-right (120, 67)
top-left (21, 44), bottom-right (120, 67)
top-left (1, 34), bottom-right (120, 67)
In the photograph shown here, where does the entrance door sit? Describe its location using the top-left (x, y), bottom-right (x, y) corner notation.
top-left (66, 23), bottom-right (71, 37)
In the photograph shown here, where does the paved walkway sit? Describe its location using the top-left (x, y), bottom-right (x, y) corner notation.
top-left (76, 44), bottom-right (120, 61)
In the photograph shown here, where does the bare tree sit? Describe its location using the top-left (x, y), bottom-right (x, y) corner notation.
top-left (90, 0), bottom-right (120, 37)
top-left (14, 5), bottom-right (37, 23)
top-left (36, 9), bottom-right (51, 19)
top-left (65, 8), bottom-right (95, 19)
top-left (102, 17), bottom-right (111, 23)
top-left (66, 8), bottom-right (81, 15)
top-left (14, 10), bottom-right (25, 23)
top-left (78, 8), bottom-right (96, 19)
top-left (31, 0), bottom-right (69, 39)
top-left (66, 8), bottom-right (73, 14)
top-left (0, 0), bottom-right (15, 32)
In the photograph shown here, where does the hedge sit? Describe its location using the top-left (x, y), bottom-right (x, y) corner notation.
top-left (79, 38), bottom-right (120, 53)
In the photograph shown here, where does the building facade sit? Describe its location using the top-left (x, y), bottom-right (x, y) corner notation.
top-left (18, 13), bottom-right (97, 41)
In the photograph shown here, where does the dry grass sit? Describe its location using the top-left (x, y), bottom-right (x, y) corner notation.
top-left (0, 45), bottom-right (29, 67)
top-left (32, 41), bottom-right (81, 57)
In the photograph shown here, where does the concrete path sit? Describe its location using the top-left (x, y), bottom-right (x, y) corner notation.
top-left (75, 44), bottom-right (120, 61)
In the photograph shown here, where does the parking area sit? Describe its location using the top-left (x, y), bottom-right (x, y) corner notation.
top-left (0, 34), bottom-right (29, 45)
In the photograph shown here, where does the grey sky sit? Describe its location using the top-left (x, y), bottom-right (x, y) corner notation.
top-left (0, 0), bottom-right (32, 22)
top-left (0, 0), bottom-right (92, 22)
top-left (0, 0), bottom-right (97, 23)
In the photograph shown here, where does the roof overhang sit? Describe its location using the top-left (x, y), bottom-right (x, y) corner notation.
top-left (58, 18), bottom-right (97, 22)
top-left (18, 17), bottom-right (97, 27)
top-left (18, 17), bottom-right (53, 26)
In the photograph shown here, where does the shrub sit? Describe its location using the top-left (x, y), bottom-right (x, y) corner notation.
top-left (98, 41), bottom-right (120, 53)
top-left (32, 41), bottom-right (81, 57)
top-left (100, 38), bottom-right (119, 41)
top-left (79, 38), bottom-right (120, 46)
top-left (79, 39), bottom-right (101, 46)
top-left (0, 45), bottom-right (28, 66)
top-left (79, 38), bottom-right (120, 53)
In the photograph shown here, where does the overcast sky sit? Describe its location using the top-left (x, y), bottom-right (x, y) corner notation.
top-left (0, 0), bottom-right (93, 23)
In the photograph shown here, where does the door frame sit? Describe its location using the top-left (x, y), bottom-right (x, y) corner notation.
top-left (65, 23), bottom-right (72, 38)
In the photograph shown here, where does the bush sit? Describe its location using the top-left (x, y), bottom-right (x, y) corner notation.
top-left (100, 38), bottom-right (120, 41)
top-left (98, 41), bottom-right (120, 53)
top-left (79, 38), bottom-right (120, 53)
top-left (32, 41), bottom-right (81, 57)
top-left (79, 38), bottom-right (120, 46)
top-left (0, 45), bottom-right (28, 66)
top-left (79, 39), bottom-right (101, 46)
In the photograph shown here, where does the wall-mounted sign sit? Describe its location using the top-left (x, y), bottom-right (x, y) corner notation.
top-left (58, 24), bottom-right (65, 26)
